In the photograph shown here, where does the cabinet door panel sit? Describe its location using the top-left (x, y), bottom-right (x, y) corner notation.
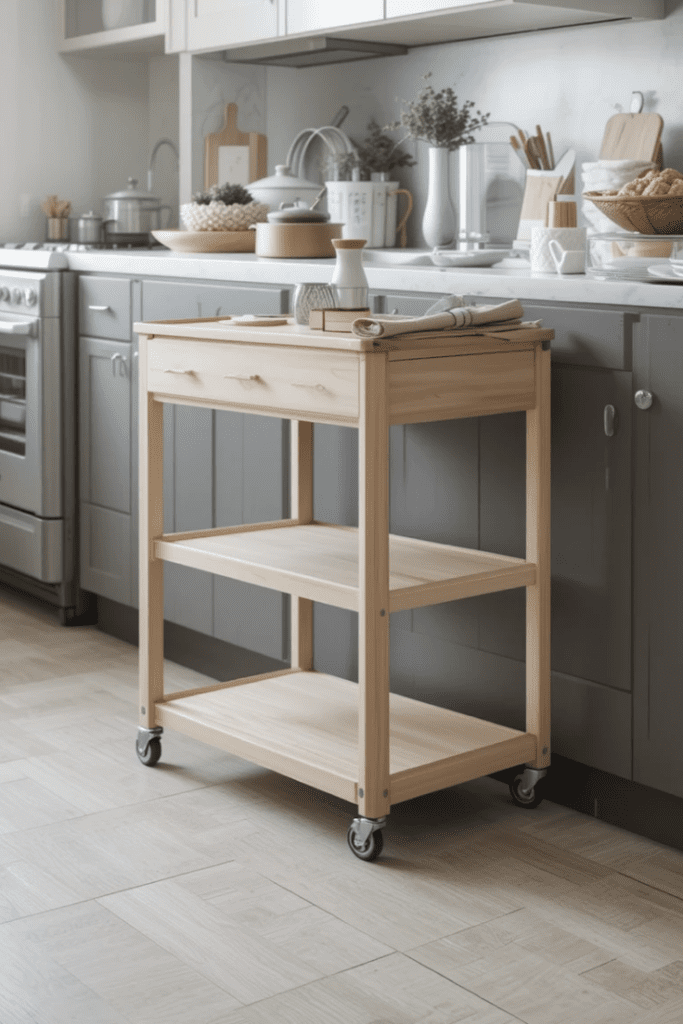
top-left (164, 406), bottom-right (214, 632)
top-left (287, 0), bottom-right (383, 32)
top-left (80, 503), bottom-right (131, 605)
top-left (213, 411), bottom-right (287, 661)
top-left (79, 337), bottom-right (131, 514)
top-left (479, 366), bottom-right (632, 692)
top-left (187, 0), bottom-right (278, 50)
top-left (633, 315), bottom-right (683, 797)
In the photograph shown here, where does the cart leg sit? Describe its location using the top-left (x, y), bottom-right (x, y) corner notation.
top-left (138, 334), bottom-right (165, 760)
top-left (357, 353), bottom-right (390, 825)
top-left (290, 420), bottom-right (313, 670)
top-left (526, 344), bottom-right (551, 770)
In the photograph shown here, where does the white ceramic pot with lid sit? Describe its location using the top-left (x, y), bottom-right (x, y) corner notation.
top-left (248, 165), bottom-right (321, 209)
top-left (102, 177), bottom-right (172, 243)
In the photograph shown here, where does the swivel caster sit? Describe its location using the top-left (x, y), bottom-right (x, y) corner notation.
top-left (136, 726), bottom-right (163, 767)
top-left (509, 766), bottom-right (547, 809)
top-left (347, 816), bottom-right (386, 861)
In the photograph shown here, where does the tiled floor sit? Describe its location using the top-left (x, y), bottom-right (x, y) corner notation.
top-left (2, 585), bottom-right (683, 1023)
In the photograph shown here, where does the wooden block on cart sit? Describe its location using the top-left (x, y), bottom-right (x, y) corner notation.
top-left (308, 307), bottom-right (371, 332)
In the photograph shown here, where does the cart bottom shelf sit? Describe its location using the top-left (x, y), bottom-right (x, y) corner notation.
top-left (155, 671), bottom-right (536, 805)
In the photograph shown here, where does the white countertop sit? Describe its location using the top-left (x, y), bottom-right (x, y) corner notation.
top-left (60, 249), bottom-right (683, 311)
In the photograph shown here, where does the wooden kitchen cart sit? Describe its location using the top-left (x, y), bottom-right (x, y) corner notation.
top-left (134, 315), bottom-right (553, 861)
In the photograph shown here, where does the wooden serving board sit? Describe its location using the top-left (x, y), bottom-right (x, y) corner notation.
top-left (204, 103), bottom-right (267, 189)
top-left (600, 113), bottom-right (663, 162)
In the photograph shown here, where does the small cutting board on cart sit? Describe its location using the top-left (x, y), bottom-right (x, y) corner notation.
top-left (599, 112), bottom-right (663, 162)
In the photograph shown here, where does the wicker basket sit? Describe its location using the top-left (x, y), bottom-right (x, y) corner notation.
top-left (180, 200), bottom-right (269, 232)
top-left (582, 192), bottom-right (683, 235)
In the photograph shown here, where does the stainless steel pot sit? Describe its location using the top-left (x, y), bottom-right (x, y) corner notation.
top-left (73, 211), bottom-right (104, 245)
top-left (102, 177), bottom-right (172, 241)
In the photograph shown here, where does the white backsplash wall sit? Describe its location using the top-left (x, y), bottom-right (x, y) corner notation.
top-left (0, 0), bottom-right (152, 242)
top-left (264, 1), bottom-right (683, 247)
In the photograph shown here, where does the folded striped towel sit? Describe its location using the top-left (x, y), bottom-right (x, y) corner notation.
top-left (351, 299), bottom-right (527, 339)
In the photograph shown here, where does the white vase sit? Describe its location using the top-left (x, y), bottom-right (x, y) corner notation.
top-left (422, 146), bottom-right (457, 248)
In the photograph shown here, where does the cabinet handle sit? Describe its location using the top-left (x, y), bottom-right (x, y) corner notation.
top-left (111, 353), bottom-right (128, 377)
top-left (635, 389), bottom-right (654, 410)
top-left (603, 404), bottom-right (617, 437)
top-left (223, 373), bottom-right (262, 382)
top-left (89, 304), bottom-right (111, 312)
top-left (163, 367), bottom-right (195, 375)
top-left (291, 381), bottom-right (328, 393)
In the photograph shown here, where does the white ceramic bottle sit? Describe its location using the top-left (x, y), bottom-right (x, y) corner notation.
top-left (330, 238), bottom-right (368, 308)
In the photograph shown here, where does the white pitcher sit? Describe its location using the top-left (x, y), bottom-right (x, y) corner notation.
top-left (325, 180), bottom-right (412, 248)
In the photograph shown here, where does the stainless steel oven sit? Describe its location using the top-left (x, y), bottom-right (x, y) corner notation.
top-left (0, 258), bottom-right (89, 623)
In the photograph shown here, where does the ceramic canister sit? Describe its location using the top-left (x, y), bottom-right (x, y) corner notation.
top-left (530, 226), bottom-right (587, 273)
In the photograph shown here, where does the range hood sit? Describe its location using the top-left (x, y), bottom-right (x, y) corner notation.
top-left (224, 36), bottom-right (408, 68)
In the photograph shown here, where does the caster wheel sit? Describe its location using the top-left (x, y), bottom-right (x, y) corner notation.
top-left (509, 773), bottom-right (545, 809)
top-left (136, 736), bottom-right (161, 767)
top-left (347, 823), bottom-right (384, 861)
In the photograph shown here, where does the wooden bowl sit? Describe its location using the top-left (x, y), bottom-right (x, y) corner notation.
top-left (152, 229), bottom-right (255, 253)
top-left (253, 222), bottom-right (343, 258)
top-left (582, 193), bottom-right (683, 235)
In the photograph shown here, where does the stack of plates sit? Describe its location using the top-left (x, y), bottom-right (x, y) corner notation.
top-left (648, 260), bottom-right (683, 283)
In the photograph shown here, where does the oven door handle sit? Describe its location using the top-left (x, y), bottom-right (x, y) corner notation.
top-left (0, 319), bottom-right (35, 335)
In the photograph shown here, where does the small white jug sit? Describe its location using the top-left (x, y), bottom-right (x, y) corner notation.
top-left (548, 238), bottom-right (586, 275)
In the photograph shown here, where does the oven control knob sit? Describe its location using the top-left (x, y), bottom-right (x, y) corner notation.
top-left (0, 287), bottom-right (9, 301)
top-left (23, 288), bottom-right (37, 306)
top-left (11, 288), bottom-right (22, 305)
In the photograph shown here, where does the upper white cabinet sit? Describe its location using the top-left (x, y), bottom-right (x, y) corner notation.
top-left (285, 0), bottom-right (384, 35)
top-left (58, 0), bottom-right (168, 53)
top-left (183, 0), bottom-right (279, 52)
top-left (377, 1), bottom-right (664, 46)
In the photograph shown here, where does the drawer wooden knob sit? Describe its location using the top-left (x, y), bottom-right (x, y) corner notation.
top-left (223, 373), bottom-right (263, 382)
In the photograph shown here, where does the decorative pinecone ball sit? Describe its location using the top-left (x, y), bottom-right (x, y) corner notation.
top-left (180, 182), bottom-right (269, 232)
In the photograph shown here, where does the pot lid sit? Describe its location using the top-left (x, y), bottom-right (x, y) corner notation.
top-left (249, 164), bottom-right (320, 193)
top-left (104, 177), bottom-right (159, 202)
top-left (267, 200), bottom-right (329, 224)
top-left (78, 210), bottom-right (102, 220)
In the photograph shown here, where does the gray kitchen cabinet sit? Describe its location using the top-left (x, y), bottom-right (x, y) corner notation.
top-left (140, 279), bottom-right (289, 657)
top-left (633, 314), bottom-right (683, 799)
top-left (79, 335), bottom-right (133, 604)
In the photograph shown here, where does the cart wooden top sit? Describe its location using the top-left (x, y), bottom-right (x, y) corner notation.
top-left (134, 315), bottom-right (554, 356)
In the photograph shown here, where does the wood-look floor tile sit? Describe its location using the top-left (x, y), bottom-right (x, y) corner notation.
top-left (581, 957), bottom-right (683, 1011)
top-left (0, 928), bottom-right (130, 1023)
top-left (219, 952), bottom-right (518, 1024)
top-left (0, 777), bottom-right (83, 833)
top-left (100, 878), bottom-right (323, 1003)
top-left (5, 901), bottom-right (243, 1023)
top-left (409, 940), bottom-right (640, 1024)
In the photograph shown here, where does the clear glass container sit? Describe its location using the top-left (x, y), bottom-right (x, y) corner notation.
top-left (587, 233), bottom-right (683, 281)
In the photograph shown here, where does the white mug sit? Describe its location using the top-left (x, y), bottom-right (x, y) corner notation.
top-left (548, 240), bottom-right (586, 275)
top-left (530, 226), bottom-right (586, 273)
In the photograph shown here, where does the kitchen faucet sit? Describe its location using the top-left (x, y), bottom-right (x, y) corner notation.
top-left (147, 138), bottom-right (179, 193)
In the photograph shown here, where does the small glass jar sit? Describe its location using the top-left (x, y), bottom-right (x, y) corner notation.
top-left (587, 232), bottom-right (683, 280)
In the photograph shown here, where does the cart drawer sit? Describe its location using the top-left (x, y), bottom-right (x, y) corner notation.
top-left (388, 349), bottom-right (536, 424)
top-left (146, 338), bottom-right (360, 421)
